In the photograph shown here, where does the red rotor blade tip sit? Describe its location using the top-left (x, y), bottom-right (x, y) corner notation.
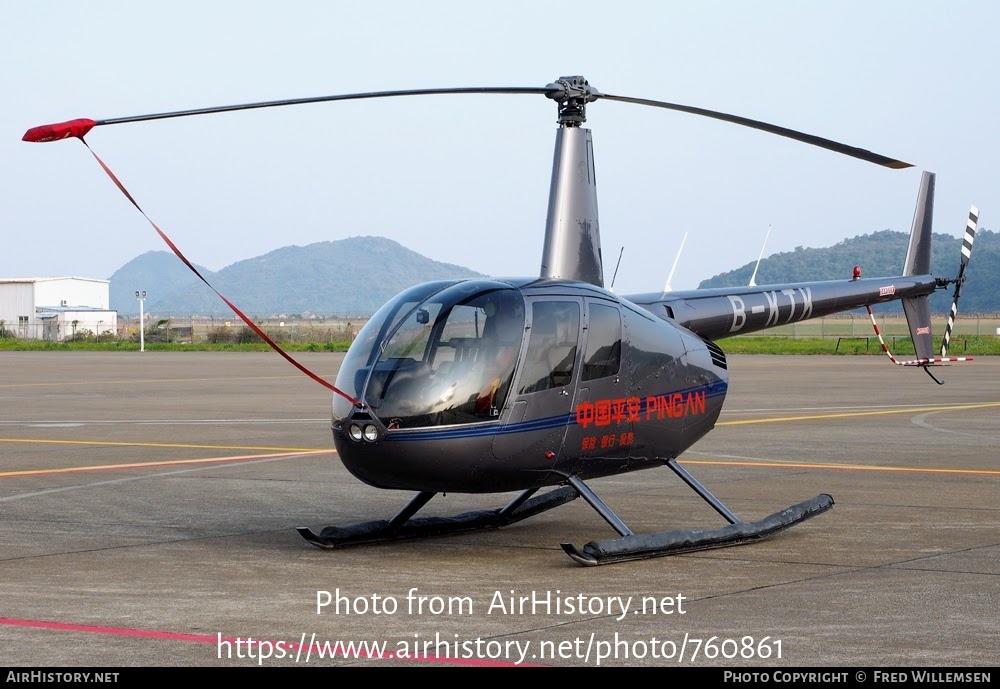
top-left (22, 118), bottom-right (97, 143)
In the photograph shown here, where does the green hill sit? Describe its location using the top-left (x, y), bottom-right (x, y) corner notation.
top-left (109, 251), bottom-right (216, 315)
top-left (109, 236), bottom-right (483, 316)
top-left (111, 230), bottom-right (999, 316)
top-left (699, 229), bottom-right (999, 313)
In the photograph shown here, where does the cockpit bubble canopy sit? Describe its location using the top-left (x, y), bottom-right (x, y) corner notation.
top-left (333, 280), bottom-right (525, 429)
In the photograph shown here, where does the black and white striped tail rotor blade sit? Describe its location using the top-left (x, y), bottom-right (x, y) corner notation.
top-left (960, 206), bottom-right (978, 266)
top-left (941, 206), bottom-right (979, 356)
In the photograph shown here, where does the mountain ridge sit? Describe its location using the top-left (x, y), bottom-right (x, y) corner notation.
top-left (697, 229), bottom-right (998, 312)
top-left (109, 236), bottom-right (484, 316)
top-left (109, 230), bottom-right (999, 316)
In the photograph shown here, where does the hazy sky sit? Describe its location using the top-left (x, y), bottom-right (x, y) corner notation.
top-left (3, 1), bottom-right (997, 295)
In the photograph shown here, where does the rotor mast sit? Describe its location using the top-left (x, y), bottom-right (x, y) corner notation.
top-left (540, 76), bottom-right (604, 287)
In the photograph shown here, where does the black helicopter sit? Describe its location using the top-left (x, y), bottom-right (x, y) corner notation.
top-left (23, 76), bottom-right (977, 565)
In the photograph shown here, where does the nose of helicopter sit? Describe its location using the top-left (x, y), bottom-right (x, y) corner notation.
top-left (332, 414), bottom-right (526, 493)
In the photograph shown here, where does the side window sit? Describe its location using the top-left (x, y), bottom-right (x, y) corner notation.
top-left (518, 301), bottom-right (580, 394)
top-left (583, 303), bottom-right (622, 381)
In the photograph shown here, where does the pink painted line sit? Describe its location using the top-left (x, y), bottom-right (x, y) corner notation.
top-left (1, 616), bottom-right (214, 643)
top-left (0, 617), bottom-right (529, 667)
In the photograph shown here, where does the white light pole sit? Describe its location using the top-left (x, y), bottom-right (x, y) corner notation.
top-left (135, 290), bottom-right (147, 352)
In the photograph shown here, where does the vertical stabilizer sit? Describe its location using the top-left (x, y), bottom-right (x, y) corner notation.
top-left (903, 172), bottom-right (934, 277)
top-left (901, 294), bottom-right (935, 360)
top-left (901, 171), bottom-right (935, 360)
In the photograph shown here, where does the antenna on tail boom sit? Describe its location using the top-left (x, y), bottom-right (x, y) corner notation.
top-left (748, 225), bottom-right (772, 287)
top-left (661, 232), bottom-right (688, 295)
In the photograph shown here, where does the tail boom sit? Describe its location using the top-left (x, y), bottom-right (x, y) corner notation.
top-left (625, 274), bottom-right (937, 342)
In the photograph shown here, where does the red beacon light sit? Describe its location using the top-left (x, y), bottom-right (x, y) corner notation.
top-left (852, 265), bottom-right (862, 281)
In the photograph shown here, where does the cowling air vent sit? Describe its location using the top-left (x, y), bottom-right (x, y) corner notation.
top-left (703, 339), bottom-right (728, 370)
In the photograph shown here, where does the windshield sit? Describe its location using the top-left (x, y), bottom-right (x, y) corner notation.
top-left (337, 281), bottom-right (525, 429)
top-left (332, 281), bottom-right (457, 423)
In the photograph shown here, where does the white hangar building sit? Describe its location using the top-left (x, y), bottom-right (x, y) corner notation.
top-left (0, 277), bottom-right (118, 341)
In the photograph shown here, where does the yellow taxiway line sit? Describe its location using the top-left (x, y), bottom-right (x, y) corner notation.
top-left (0, 449), bottom-right (334, 478)
top-left (0, 437), bottom-right (323, 452)
top-left (0, 374), bottom-right (333, 389)
top-left (717, 401), bottom-right (1000, 426)
top-left (681, 459), bottom-right (1000, 476)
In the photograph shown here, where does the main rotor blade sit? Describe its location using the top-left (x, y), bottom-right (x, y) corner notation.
top-left (598, 93), bottom-right (912, 169)
top-left (22, 86), bottom-right (553, 141)
top-left (98, 86), bottom-right (553, 126)
top-left (23, 79), bottom-right (912, 171)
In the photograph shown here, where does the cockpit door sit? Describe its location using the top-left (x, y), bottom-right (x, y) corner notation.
top-left (561, 300), bottom-right (632, 473)
top-left (492, 298), bottom-right (582, 466)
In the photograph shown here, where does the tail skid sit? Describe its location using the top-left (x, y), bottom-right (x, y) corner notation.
top-left (865, 305), bottom-right (972, 385)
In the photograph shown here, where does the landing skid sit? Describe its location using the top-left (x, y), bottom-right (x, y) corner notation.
top-left (560, 494), bottom-right (834, 566)
top-left (297, 485), bottom-right (579, 548)
top-left (298, 460), bottom-right (834, 565)
top-left (559, 460), bottom-right (833, 566)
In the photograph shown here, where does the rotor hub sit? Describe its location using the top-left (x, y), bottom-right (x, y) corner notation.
top-left (545, 76), bottom-right (601, 126)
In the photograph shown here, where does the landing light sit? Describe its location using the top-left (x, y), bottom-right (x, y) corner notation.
top-left (363, 424), bottom-right (379, 443)
top-left (348, 424), bottom-right (364, 442)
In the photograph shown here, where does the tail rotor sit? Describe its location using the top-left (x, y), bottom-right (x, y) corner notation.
top-left (940, 206), bottom-right (979, 356)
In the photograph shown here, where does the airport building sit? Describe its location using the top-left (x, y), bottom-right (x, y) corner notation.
top-left (0, 277), bottom-right (117, 341)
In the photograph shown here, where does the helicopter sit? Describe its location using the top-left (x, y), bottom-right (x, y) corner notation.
top-left (23, 76), bottom-right (978, 566)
